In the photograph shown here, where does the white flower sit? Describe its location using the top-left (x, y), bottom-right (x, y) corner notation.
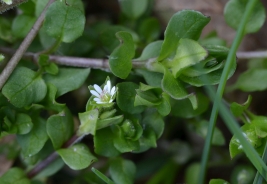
top-left (90, 80), bottom-right (117, 104)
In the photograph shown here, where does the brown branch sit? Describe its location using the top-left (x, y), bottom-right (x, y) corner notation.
top-left (0, 0), bottom-right (55, 89)
top-left (236, 51), bottom-right (267, 59)
top-left (0, 47), bottom-right (147, 69)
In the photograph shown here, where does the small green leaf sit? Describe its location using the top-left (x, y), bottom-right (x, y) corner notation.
top-left (158, 10), bottom-right (210, 61)
top-left (230, 95), bottom-right (252, 117)
top-left (161, 65), bottom-right (197, 109)
top-left (137, 41), bottom-right (163, 61)
top-left (109, 158), bottom-right (136, 184)
top-left (224, 0), bottom-right (266, 34)
top-left (2, 67), bottom-right (47, 108)
top-left (17, 117), bottom-right (48, 157)
top-left (119, 0), bottom-right (148, 19)
top-left (136, 69), bottom-right (163, 88)
top-left (0, 167), bottom-right (30, 184)
top-left (47, 108), bottom-right (74, 149)
top-left (117, 82), bottom-right (145, 114)
top-left (252, 116), bottom-right (267, 138)
top-left (94, 127), bottom-right (121, 157)
top-left (232, 69), bottom-right (267, 92)
top-left (77, 109), bottom-right (99, 136)
top-left (142, 111), bottom-right (164, 139)
top-left (97, 115), bottom-right (124, 130)
top-left (162, 38), bottom-right (208, 77)
top-left (138, 18), bottom-right (161, 43)
top-left (35, 158), bottom-right (64, 179)
top-left (0, 54), bottom-right (4, 62)
top-left (12, 15), bottom-right (36, 38)
top-left (109, 31), bottom-right (135, 79)
top-left (156, 93), bottom-right (171, 116)
top-left (120, 119), bottom-right (143, 141)
top-left (185, 163), bottom-right (201, 184)
top-left (57, 143), bottom-right (97, 170)
top-left (44, 67), bottom-right (90, 97)
top-left (43, 0), bottom-right (85, 43)
top-left (41, 84), bottom-right (65, 112)
top-left (14, 113), bottom-right (33, 134)
top-left (209, 179), bottom-right (230, 184)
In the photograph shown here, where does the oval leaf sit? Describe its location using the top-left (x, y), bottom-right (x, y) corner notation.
top-left (109, 31), bottom-right (135, 79)
top-left (57, 143), bottom-right (97, 170)
top-left (43, 0), bottom-right (85, 43)
top-left (2, 67), bottom-right (47, 108)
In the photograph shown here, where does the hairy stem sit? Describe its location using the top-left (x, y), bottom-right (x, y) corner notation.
top-left (0, 0), bottom-right (55, 89)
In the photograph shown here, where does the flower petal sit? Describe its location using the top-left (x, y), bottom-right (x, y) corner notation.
top-left (94, 84), bottom-right (102, 94)
top-left (106, 80), bottom-right (111, 93)
top-left (96, 101), bottom-right (106, 104)
top-left (94, 98), bottom-right (101, 102)
top-left (90, 90), bottom-right (100, 97)
top-left (110, 86), bottom-right (116, 96)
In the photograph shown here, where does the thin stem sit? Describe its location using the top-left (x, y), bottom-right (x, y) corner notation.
top-left (27, 134), bottom-right (80, 179)
top-left (198, 1), bottom-right (258, 183)
top-left (0, 47), bottom-right (146, 69)
top-left (0, 0), bottom-right (55, 90)
top-left (237, 51), bottom-right (267, 59)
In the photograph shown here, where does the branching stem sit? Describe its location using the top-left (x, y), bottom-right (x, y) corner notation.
top-left (0, 0), bottom-right (55, 89)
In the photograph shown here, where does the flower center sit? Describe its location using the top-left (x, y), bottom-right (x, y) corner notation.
top-left (100, 90), bottom-right (111, 102)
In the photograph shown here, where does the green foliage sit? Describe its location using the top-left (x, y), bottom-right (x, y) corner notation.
top-left (0, 167), bottom-right (30, 184)
top-left (109, 158), bottom-right (136, 184)
top-left (12, 15), bottom-right (36, 39)
top-left (2, 67), bottom-right (47, 108)
top-left (109, 31), bottom-right (135, 79)
top-left (57, 143), bottom-right (97, 170)
top-left (43, 0), bottom-right (85, 43)
top-left (119, 0), bottom-right (148, 19)
top-left (224, 0), bottom-right (266, 33)
top-left (209, 179), bottom-right (230, 184)
top-left (158, 10), bottom-right (210, 61)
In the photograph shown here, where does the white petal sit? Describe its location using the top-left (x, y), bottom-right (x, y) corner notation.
top-left (94, 84), bottom-right (102, 94)
top-left (94, 98), bottom-right (101, 102)
top-left (110, 86), bottom-right (116, 95)
top-left (106, 80), bottom-right (111, 92)
top-left (96, 101), bottom-right (106, 104)
top-left (90, 90), bottom-right (100, 97)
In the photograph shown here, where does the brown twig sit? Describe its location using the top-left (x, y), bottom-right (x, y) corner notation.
top-left (0, 0), bottom-right (55, 89)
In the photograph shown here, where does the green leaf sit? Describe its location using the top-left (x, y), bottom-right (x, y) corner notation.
top-left (117, 82), bottom-right (145, 114)
top-left (109, 31), bottom-right (135, 79)
top-left (161, 65), bottom-right (197, 109)
top-left (40, 84), bottom-right (65, 112)
top-left (2, 67), bottom-right (47, 108)
top-left (112, 125), bottom-right (140, 153)
top-left (120, 119), bottom-right (143, 141)
top-left (14, 113), bottom-right (33, 134)
top-left (224, 0), bottom-right (266, 34)
top-left (232, 69), bottom-right (267, 92)
top-left (136, 69), bottom-right (163, 88)
top-left (252, 116), bottom-right (267, 138)
top-left (230, 95), bottom-right (252, 117)
top-left (171, 91), bottom-right (209, 118)
top-left (44, 67), bottom-right (90, 97)
top-left (109, 158), bottom-right (136, 184)
top-left (185, 163), bottom-right (201, 184)
top-left (94, 127), bottom-right (121, 157)
top-left (97, 115), bottom-right (124, 130)
top-left (209, 179), bottom-right (230, 184)
top-left (35, 158), bottom-right (64, 179)
top-left (77, 109), bottom-right (99, 136)
top-left (119, 0), bottom-right (148, 19)
top-left (134, 89), bottom-right (161, 106)
top-left (142, 111), bottom-right (164, 139)
top-left (17, 117), bottom-right (48, 157)
top-left (99, 25), bottom-right (139, 53)
top-left (162, 38), bottom-right (208, 77)
top-left (57, 143), bottom-right (97, 170)
top-left (43, 0), bottom-right (85, 43)
top-left (47, 108), bottom-right (74, 149)
top-left (158, 10), bottom-right (210, 61)
top-left (156, 93), bottom-right (171, 116)
top-left (0, 17), bottom-right (14, 43)
top-left (35, 0), bottom-right (49, 17)
top-left (137, 41), bottom-right (163, 61)
top-left (0, 167), bottom-right (30, 184)
top-left (12, 15), bottom-right (36, 38)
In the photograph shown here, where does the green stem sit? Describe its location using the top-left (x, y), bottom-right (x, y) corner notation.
top-left (198, 0), bottom-right (258, 183)
top-left (253, 140), bottom-right (267, 184)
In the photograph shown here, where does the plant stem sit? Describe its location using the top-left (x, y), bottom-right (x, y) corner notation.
top-left (0, 47), bottom-right (146, 69)
top-left (0, 0), bottom-right (55, 90)
top-left (27, 134), bottom-right (80, 179)
top-left (198, 1), bottom-right (258, 183)
top-left (237, 51), bottom-right (267, 59)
